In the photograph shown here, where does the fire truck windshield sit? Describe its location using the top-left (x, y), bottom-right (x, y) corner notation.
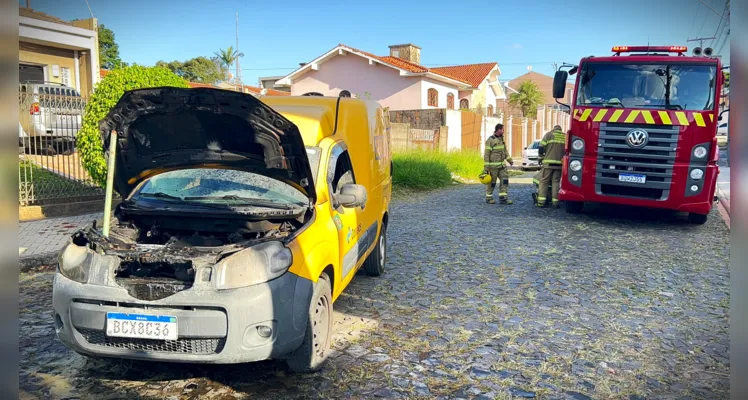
top-left (575, 62), bottom-right (717, 111)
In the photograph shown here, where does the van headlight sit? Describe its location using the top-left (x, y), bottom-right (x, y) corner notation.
top-left (214, 241), bottom-right (293, 290)
top-left (569, 160), bottom-right (582, 171)
top-left (693, 146), bottom-right (708, 159)
top-left (58, 243), bottom-right (91, 283)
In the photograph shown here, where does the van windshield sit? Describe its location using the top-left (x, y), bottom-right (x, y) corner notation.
top-left (576, 62), bottom-right (717, 111)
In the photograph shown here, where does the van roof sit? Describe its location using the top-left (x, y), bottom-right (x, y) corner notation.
top-left (261, 96), bottom-right (380, 146)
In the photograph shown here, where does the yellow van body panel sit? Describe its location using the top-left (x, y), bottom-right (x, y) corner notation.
top-left (264, 96), bottom-right (392, 302)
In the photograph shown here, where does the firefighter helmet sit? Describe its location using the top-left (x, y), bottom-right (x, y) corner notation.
top-left (479, 172), bottom-right (492, 184)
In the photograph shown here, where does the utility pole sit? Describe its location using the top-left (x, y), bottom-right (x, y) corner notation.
top-left (235, 13), bottom-right (241, 92)
top-left (688, 37), bottom-right (717, 49)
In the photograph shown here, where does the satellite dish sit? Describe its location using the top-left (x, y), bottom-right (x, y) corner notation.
top-left (527, 65), bottom-right (532, 72)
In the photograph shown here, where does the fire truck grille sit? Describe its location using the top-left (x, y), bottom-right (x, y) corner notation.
top-left (595, 122), bottom-right (680, 200)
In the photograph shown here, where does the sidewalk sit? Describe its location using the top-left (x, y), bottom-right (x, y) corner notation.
top-left (19, 212), bottom-right (102, 260)
top-left (717, 167), bottom-right (730, 211)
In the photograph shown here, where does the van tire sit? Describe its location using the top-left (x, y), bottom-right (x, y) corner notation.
top-left (688, 212), bottom-right (708, 225)
top-left (363, 225), bottom-right (387, 277)
top-left (286, 273), bottom-right (333, 373)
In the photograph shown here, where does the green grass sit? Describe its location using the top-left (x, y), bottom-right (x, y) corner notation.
top-left (392, 149), bottom-right (524, 192)
top-left (18, 161), bottom-right (99, 201)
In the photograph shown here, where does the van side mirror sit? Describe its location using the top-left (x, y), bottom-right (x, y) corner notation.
top-left (553, 71), bottom-right (569, 99)
top-left (333, 184), bottom-right (367, 209)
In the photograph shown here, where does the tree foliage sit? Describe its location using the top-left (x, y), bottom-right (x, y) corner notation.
top-left (508, 81), bottom-right (544, 118)
top-left (214, 46), bottom-right (244, 81)
top-left (155, 57), bottom-right (226, 84)
top-left (723, 71), bottom-right (730, 88)
top-left (98, 24), bottom-right (126, 70)
top-left (77, 66), bottom-right (188, 186)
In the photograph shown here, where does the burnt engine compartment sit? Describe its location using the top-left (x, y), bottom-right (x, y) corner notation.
top-left (109, 212), bottom-right (302, 247)
top-left (100, 211), bottom-right (306, 300)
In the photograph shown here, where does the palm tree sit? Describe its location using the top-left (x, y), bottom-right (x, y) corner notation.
top-left (214, 46), bottom-right (244, 83)
top-left (508, 81), bottom-right (544, 118)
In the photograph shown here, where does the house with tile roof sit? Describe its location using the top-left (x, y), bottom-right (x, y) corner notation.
top-left (275, 44), bottom-right (506, 112)
top-left (497, 71), bottom-right (574, 117)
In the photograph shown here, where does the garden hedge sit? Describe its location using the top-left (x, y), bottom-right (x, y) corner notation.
top-left (77, 65), bottom-right (189, 187)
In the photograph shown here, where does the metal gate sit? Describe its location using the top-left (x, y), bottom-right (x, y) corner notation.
top-left (18, 86), bottom-right (103, 205)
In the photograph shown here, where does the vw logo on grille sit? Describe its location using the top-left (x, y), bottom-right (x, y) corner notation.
top-left (626, 129), bottom-right (649, 149)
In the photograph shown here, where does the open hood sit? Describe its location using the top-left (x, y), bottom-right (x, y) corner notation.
top-left (99, 87), bottom-right (316, 202)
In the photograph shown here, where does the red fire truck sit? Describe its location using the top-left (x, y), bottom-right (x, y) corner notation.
top-left (552, 45), bottom-right (725, 224)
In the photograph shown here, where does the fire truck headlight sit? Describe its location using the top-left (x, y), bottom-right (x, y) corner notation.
top-left (690, 185), bottom-right (699, 192)
top-left (570, 160), bottom-right (582, 171)
top-left (693, 146), bottom-right (708, 159)
top-left (572, 139), bottom-right (584, 151)
top-left (690, 169), bottom-right (704, 180)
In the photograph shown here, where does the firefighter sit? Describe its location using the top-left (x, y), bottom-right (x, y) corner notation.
top-left (531, 170), bottom-right (551, 206)
top-left (536, 125), bottom-right (566, 208)
top-left (483, 123), bottom-right (514, 204)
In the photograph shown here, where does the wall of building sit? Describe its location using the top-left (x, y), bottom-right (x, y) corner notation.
top-left (290, 54), bottom-right (422, 110)
top-left (421, 78), bottom-right (458, 110)
top-left (445, 109), bottom-right (462, 150)
top-left (19, 41), bottom-right (77, 88)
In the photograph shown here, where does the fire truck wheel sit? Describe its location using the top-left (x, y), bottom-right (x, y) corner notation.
top-left (688, 213), bottom-right (708, 225)
top-left (565, 201), bottom-right (584, 214)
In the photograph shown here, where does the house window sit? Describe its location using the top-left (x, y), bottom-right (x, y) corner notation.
top-left (460, 99), bottom-right (469, 109)
top-left (447, 93), bottom-right (455, 110)
top-left (487, 104), bottom-right (494, 116)
top-left (427, 88), bottom-right (438, 107)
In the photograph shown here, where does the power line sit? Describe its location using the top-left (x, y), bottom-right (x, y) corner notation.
top-left (687, 0), bottom-right (701, 39)
top-left (696, 0), bottom-right (714, 37)
top-left (709, 1), bottom-right (727, 47)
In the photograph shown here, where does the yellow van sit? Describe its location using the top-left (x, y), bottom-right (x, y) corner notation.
top-left (52, 87), bottom-right (392, 372)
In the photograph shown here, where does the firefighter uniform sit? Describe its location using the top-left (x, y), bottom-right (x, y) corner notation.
top-left (531, 170), bottom-right (551, 206)
top-left (483, 134), bottom-right (514, 204)
top-left (537, 127), bottom-right (566, 207)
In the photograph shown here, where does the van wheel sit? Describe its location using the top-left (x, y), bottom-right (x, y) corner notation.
top-left (286, 274), bottom-right (333, 373)
top-left (364, 225), bottom-right (387, 277)
top-left (688, 212), bottom-right (708, 225)
top-left (565, 201), bottom-right (584, 214)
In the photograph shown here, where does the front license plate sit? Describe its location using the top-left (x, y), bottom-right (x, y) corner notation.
top-left (618, 173), bottom-right (646, 184)
top-left (106, 312), bottom-right (178, 340)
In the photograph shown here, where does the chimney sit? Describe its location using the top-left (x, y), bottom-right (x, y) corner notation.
top-left (388, 44), bottom-right (421, 64)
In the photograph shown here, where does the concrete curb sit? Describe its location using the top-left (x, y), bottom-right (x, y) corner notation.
top-left (20, 251), bottom-right (59, 272)
top-left (717, 188), bottom-right (730, 215)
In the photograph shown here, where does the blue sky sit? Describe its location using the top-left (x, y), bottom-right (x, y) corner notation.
top-left (24, 0), bottom-right (730, 85)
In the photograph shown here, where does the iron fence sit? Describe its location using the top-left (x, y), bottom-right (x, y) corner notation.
top-left (18, 89), bottom-right (103, 205)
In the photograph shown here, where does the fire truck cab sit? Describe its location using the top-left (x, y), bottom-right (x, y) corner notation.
top-left (552, 45), bottom-right (724, 224)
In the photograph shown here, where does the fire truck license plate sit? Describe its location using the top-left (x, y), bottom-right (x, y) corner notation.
top-left (619, 173), bottom-right (646, 184)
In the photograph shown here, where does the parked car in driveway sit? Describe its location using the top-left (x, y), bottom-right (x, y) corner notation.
top-left (52, 87), bottom-right (393, 373)
top-left (522, 140), bottom-right (541, 170)
top-left (19, 81), bottom-right (83, 155)
top-left (717, 122), bottom-right (728, 136)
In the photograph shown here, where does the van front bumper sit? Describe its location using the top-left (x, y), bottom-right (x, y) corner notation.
top-left (52, 271), bottom-right (314, 364)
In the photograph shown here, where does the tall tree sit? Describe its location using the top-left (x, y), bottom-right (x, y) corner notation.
top-left (214, 46), bottom-right (244, 81)
top-left (156, 57), bottom-right (226, 84)
top-left (508, 81), bottom-right (544, 118)
top-left (98, 24), bottom-right (125, 70)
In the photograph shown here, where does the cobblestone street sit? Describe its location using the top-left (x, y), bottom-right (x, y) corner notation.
top-left (19, 184), bottom-right (730, 400)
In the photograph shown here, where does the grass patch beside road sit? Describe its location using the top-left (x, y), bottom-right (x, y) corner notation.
top-left (392, 149), bottom-right (524, 192)
top-left (18, 160), bottom-right (100, 201)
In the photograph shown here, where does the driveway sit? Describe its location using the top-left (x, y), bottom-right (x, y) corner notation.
top-left (20, 184), bottom-right (730, 400)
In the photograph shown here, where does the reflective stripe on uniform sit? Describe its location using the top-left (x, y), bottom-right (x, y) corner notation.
top-left (487, 145), bottom-right (505, 150)
top-left (542, 159), bottom-right (563, 165)
top-left (537, 196), bottom-right (546, 201)
top-left (498, 192), bottom-right (507, 196)
top-left (484, 162), bottom-right (504, 166)
top-left (552, 198), bottom-right (559, 202)
top-left (532, 179), bottom-right (539, 185)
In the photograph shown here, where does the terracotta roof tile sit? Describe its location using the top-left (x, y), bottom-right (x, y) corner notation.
top-left (337, 44), bottom-right (494, 87)
top-left (243, 85), bottom-right (291, 96)
top-left (100, 69), bottom-right (110, 78)
top-left (429, 63), bottom-right (497, 88)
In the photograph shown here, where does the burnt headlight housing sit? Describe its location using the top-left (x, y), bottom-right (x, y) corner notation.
top-left (214, 241), bottom-right (293, 290)
top-left (58, 242), bottom-right (91, 283)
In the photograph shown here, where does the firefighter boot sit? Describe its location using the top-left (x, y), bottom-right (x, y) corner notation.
top-left (499, 196), bottom-right (513, 205)
top-left (486, 196), bottom-right (496, 204)
top-left (551, 199), bottom-right (560, 209)
top-left (531, 192), bottom-right (538, 204)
